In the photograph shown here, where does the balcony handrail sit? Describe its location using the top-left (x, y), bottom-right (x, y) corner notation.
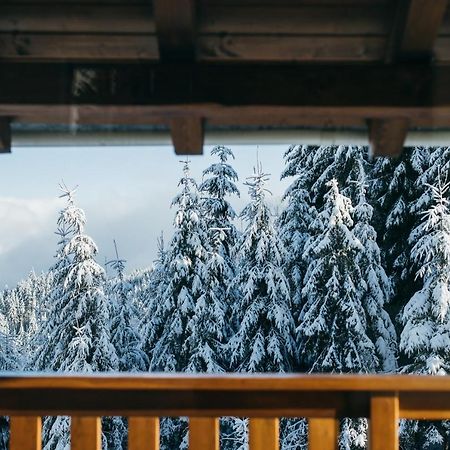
top-left (1, 373), bottom-right (450, 450)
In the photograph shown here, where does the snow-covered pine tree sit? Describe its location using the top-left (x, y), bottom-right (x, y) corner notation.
top-left (353, 160), bottom-right (397, 373)
top-left (107, 241), bottom-right (148, 372)
top-left (299, 179), bottom-right (376, 449)
top-left (0, 311), bottom-right (20, 450)
top-left (229, 163), bottom-right (294, 372)
top-left (400, 177), bottom-right (450, 449)
top-left (148, 160), bottom-right (210, 450)
top-left (370, 148), bottom-right (430, 328)
top-left (32, 186), bottom-right (123, 450)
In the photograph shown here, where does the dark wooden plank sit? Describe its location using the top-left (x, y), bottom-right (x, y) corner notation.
top-left (199, 5), bottom-right (390, 35)
top-left (368, 117), bottom-right (409, 157)
top-left (154, 0), bottom-right (196, 61)
top-left (170, 116), bottom-right (204, 155)
top-left (198, 35), bottom-right (386, 62)
top-left (386, 0), bottom-right (447, 61)
top-left (0, 34), bottom-right (158, 61)
top-left (0, 118), bottom-right (11, 153)
top-left (0, 6), bottom-right (155, 33)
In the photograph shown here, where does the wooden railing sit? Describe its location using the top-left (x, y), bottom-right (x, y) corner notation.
top-left (2, 373), bottom-right (450, 450)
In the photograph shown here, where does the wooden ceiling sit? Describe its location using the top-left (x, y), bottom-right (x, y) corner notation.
top-left (0, 0), bottom-right (449, 154)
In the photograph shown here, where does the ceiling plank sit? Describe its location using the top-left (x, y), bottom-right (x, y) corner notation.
top-left (386, 0), bottom-right (448, 62)
top-left (0, 118), bottom-right (12, 153)
top-left (170, 116), bottom-right (204, 155)
top-left (368, 117), bottom-right (410, 157)
top-left (153, 0), bottom-right (197, 61)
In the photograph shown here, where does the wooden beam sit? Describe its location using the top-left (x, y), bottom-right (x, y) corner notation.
top-left (367, 117), bottom-right (409, 157)
top-left (170, 116), bottom-right (204, 155)
top-left (0, 118), bottom-right (11, 153)
top-left (71, 417), bottom-right (101, 450)
top-left (153, 0), bottom-right (196, 61)
top-left (249, 418), bottom-right (279, 450)
top-left (370, 393), bottom-right (399, 450)
top-left (386, 0), bottom-right (448, 62)
top-left (128, 417), bottom-right (160, 450)
top-left (189, 418), bottom-right (219, 450)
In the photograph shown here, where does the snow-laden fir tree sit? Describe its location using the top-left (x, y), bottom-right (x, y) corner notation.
top-left (0, 311), bottom-right (20, 450)
top-left (400, 178), bottom-right (450, 449)
top-left (107, 241), bottom-right (148, 372)
top-left (148, 160), bottom-right (210, 450)
top-left (299, 179), bottom-right (377, 450)
top-left (353, 160), bottom-right (397, 373)
top-left (32, 186), bottom-right (123, 450)
top-left (229, 163), bottom-right (294, 373)
top-left (370, 148), bottom-right (430, 325)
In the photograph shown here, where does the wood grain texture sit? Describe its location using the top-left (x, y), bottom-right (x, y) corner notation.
top-left (9, 416), bottom-right (42, 450)
top-left (368, 117), bottom-right (409, 157)
top-left (198, 35), bottom-right (386, 62)
top-left (0, 6), bottom-right (155, 33)
top-left (71, 417), bottom-right (101, 450)
top-left (0, 34), bottom-right (158, 61)
top-left (199, 5), bottom-right (390, 34)
top-left (128, 417), bottom-right (160, 450)
top-left (154, 0), bottom-right (196, 61)
top-left (249, 418), bottom-right (279, 450)
top-left (170, 116), bottom-right (204, 155)
top-left (308, 418), bottom-right (338, 450)
top-left (0, 118), bottom-right (11, 153)
top-left (189, 418), bottom-right (219, 450)
top-left (370, 393), bottom-right (399, 450)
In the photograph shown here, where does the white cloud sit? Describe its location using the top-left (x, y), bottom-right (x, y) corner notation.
top-left (0, 197), bottom-right (59, 255)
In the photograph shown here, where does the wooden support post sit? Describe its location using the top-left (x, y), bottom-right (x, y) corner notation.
top-left (368, 118), bottom-right (409, 157)
top-left (308, 418), bottom-right (338, 450)
top-left (128, 417), bottom-right (160, 450)
top-left (249, 418), bottom-right (279, 450)
top-left (153, 0), bottom-right (196, 61)
top-left (170, 116), bottom-right (204, 155)
top-left (0, 118), bottom-right (11, 153)
top-left (71, 417), bottom-right (101, 450)
top-left (189, 417), bottom-right (219, 450)
top-left (10, 416), bottom-right (42, 450)
top-left (370, 392), bottom-right (399, 450)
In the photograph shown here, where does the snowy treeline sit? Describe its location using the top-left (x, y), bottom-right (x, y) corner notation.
top-left (1, 144), bottom-right (450, 450)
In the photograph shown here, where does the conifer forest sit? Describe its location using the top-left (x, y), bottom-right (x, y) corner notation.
top-left (2, 144), bottom-right (450, 450)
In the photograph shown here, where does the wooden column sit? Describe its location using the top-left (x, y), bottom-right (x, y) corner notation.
top-left (249, 418), bottom-right (279, 450)
top-left (0, 118), bottom-right (11, 153)
top-left (368, 118), bottom-right (409, 157)
top-left (170, 116), bottom-right (204, 155)
top-left (189, 417), bottom-right (219, 450)
top-left (71, 417), bottom-right (101, 450)
top-left (128, 417), bottom-right (160, 450)
top-left (9, 416), bottom-right (42, 450)
top-left (370, 392), bottom-right (399, 450)
top-left (308, 418), bottom-right (338, 450)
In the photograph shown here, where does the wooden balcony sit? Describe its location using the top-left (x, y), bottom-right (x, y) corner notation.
top-left (2, 373), bottom-right (450, 450)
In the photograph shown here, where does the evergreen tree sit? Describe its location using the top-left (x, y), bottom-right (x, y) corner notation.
top-left (299, 179), bottom-right (377, 449)
top-left (149, 160), bottom-right (210, 450)
top-left (400, 178), bottom-right (450, 449)
top-left (107, 241), bottom-right (148, 372)
top-left (229, 164), bottom-right (294, 372)
top-left (353, 161), bottom-right (397, 372)
top-left (31, 186), bottom-right (123, 450)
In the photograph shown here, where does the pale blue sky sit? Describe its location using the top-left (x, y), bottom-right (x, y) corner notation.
top-left (0, 144), bottom-right (290, 287)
